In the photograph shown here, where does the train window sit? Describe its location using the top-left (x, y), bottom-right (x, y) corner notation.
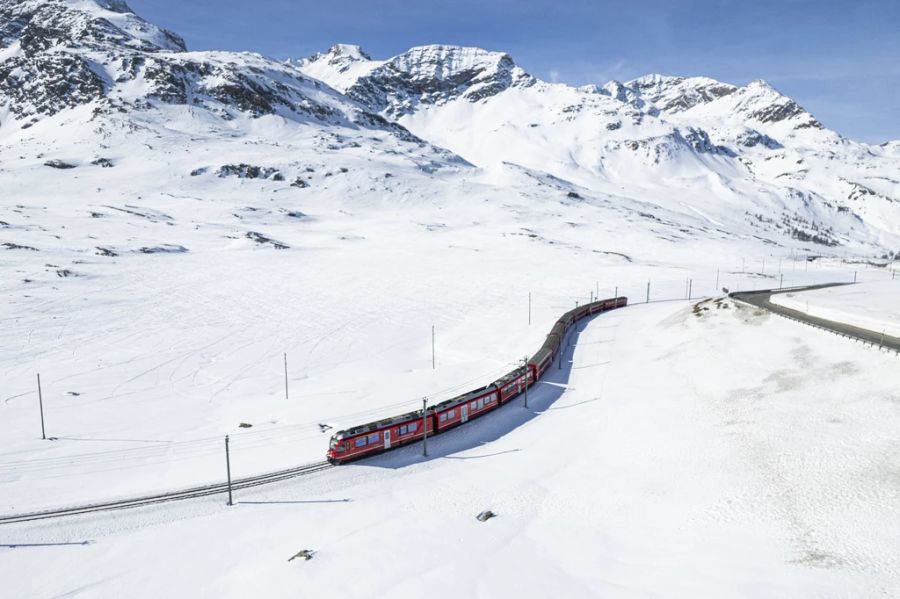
top-left (439, 413), bottom-right (447, 422)
top-left (354, 437), bottom-right (367, 448)
top-left (409, 422), bottom-right (417, 432)
top-left (399, 425), bottom-right (407, 435)
top-left (368, 433), bottom-right (379, 444)
top-left (471, 401), bottom-right (477, 410)
top-left (448, 409), bottom-right (455, 418)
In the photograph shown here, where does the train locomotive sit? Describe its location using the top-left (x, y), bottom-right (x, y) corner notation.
top-left (326, 296), bottom-right (627, 464)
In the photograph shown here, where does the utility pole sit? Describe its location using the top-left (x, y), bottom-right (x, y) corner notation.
top-left (646, 280), bottom-right (650, 303)
top-left (37, 373), bottom-right (46, 440)
top-left (779, 273), bottom-right (784, 289)
top-left (688, 279), bottom-right (692, 300)
top-left (225, 435), bottom-right (233, 506)
top-left (422, 398), bottom-right (428, 457)
top-left (742, 257), bottom-right (745, 273)
top-left (431, 325), bottom-right (435, 370)
top-left (614, 286), bottom-right (618, 298)
top-left (853, 271), bottom-right (857, 283)
top-left (522, 357), bottom-right (529, 409)
top-left (715, 269), bottom-right (720, 293)
top-left (283, 353), bottom-right (288, 400)
top-left (528, 292), bottom-right (531, 325)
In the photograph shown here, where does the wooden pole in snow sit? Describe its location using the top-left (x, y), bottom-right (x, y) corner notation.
top-left (225, 435), bottom-right (233, 506)
top-left (283, 353), bottom-right (288, 400)
top-left (37, 373), bottom-right (46, 440)
top-left (422, 397), bottom-right (428, 457)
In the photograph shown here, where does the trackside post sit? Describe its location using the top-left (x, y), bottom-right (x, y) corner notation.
top-left (522, 357), bottom-right (529, 409)
top-left (37, 373), bottom-right (46, 440)
top-left (422, 397), bottom-right (428, 457)
top-left (225, 435), bottom-right (233, 506)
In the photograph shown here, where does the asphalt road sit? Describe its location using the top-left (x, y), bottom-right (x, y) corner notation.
top-left (731, 283), bottom-right (900, 353)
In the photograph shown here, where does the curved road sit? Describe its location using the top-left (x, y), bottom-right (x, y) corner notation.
top-left (731, 283), bottom-right (900, 352)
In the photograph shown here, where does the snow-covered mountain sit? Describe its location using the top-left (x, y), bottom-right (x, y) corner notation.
top-left (299, 44), bottom-right (900, 250)
top-left (1, 0), bottom-right (898, 266)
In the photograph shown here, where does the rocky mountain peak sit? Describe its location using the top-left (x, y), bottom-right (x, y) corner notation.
top-left (0, 0), bottom-right (187, 52)
top-left (386, 45), bottom-right (525, 83)
top-left (625, 74), bottom-right (738, 113)
top-left (93, 0), bottom-right (135, 13)
top-left (331, 44), bottom-right (535, 117)
top-left (328, 43), bottom-right (370, 61)
top-left (291, 43), bottom-right (378, 92)
top-left (728, 79), bottom-right (823, 130)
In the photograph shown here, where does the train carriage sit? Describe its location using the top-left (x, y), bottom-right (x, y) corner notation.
top-left (528, 346), bottom-right (554, 378)
top-left (433, 385), bottom-right (500, 433)
top-left (493, 366), bottom-right (533, 404)
top-left (327, 409), bottom-right (434, 464)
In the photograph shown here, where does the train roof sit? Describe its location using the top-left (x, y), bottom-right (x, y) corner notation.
top-left (431, 383), bottom-right (497, 412)
top-left (492, 365), bottom-right (527, 388)
top-left (333, 407), bottom-right (425, 439)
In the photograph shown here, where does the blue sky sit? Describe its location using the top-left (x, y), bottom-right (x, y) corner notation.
top-left (130, 0), bottom-right (900, 143)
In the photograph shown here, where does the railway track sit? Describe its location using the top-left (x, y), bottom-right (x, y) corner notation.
top-left (0, 461), bottom-right (333, 525)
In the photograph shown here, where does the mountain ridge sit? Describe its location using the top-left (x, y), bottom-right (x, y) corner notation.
top-left (0, 0), bottom-right (897, 257)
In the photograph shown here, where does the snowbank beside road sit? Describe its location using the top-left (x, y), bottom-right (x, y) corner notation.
top-left (771, 280), bottom-right (900, 338)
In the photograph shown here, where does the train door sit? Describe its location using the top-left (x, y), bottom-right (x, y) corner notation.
top-left (461, 404), bottom-right (469, 423)
top-left (384, 430), bottom-right (391, 450)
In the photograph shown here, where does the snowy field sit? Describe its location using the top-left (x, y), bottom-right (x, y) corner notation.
top-left (3, 297), bottom-right (899, 597)
top-left (0, 152), bottom-right (883, 512)
top-left (772, 279), bottom-right (900, 338)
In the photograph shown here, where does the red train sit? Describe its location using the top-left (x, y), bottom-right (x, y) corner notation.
top-left (326, 296), bottom-right (627, 463)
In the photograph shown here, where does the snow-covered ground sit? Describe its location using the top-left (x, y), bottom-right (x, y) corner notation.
top-left (1, 135), bottom-right (882, 512)
top-left (3, 298), bottom-right (899, 597)
top-left (3, 3), bottom-right (900, 595)
top-left (772, 279), bottom-right (900, 338)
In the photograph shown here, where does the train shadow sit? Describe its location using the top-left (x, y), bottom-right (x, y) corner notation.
top-left (354, 313), bottom-right (604, 470)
